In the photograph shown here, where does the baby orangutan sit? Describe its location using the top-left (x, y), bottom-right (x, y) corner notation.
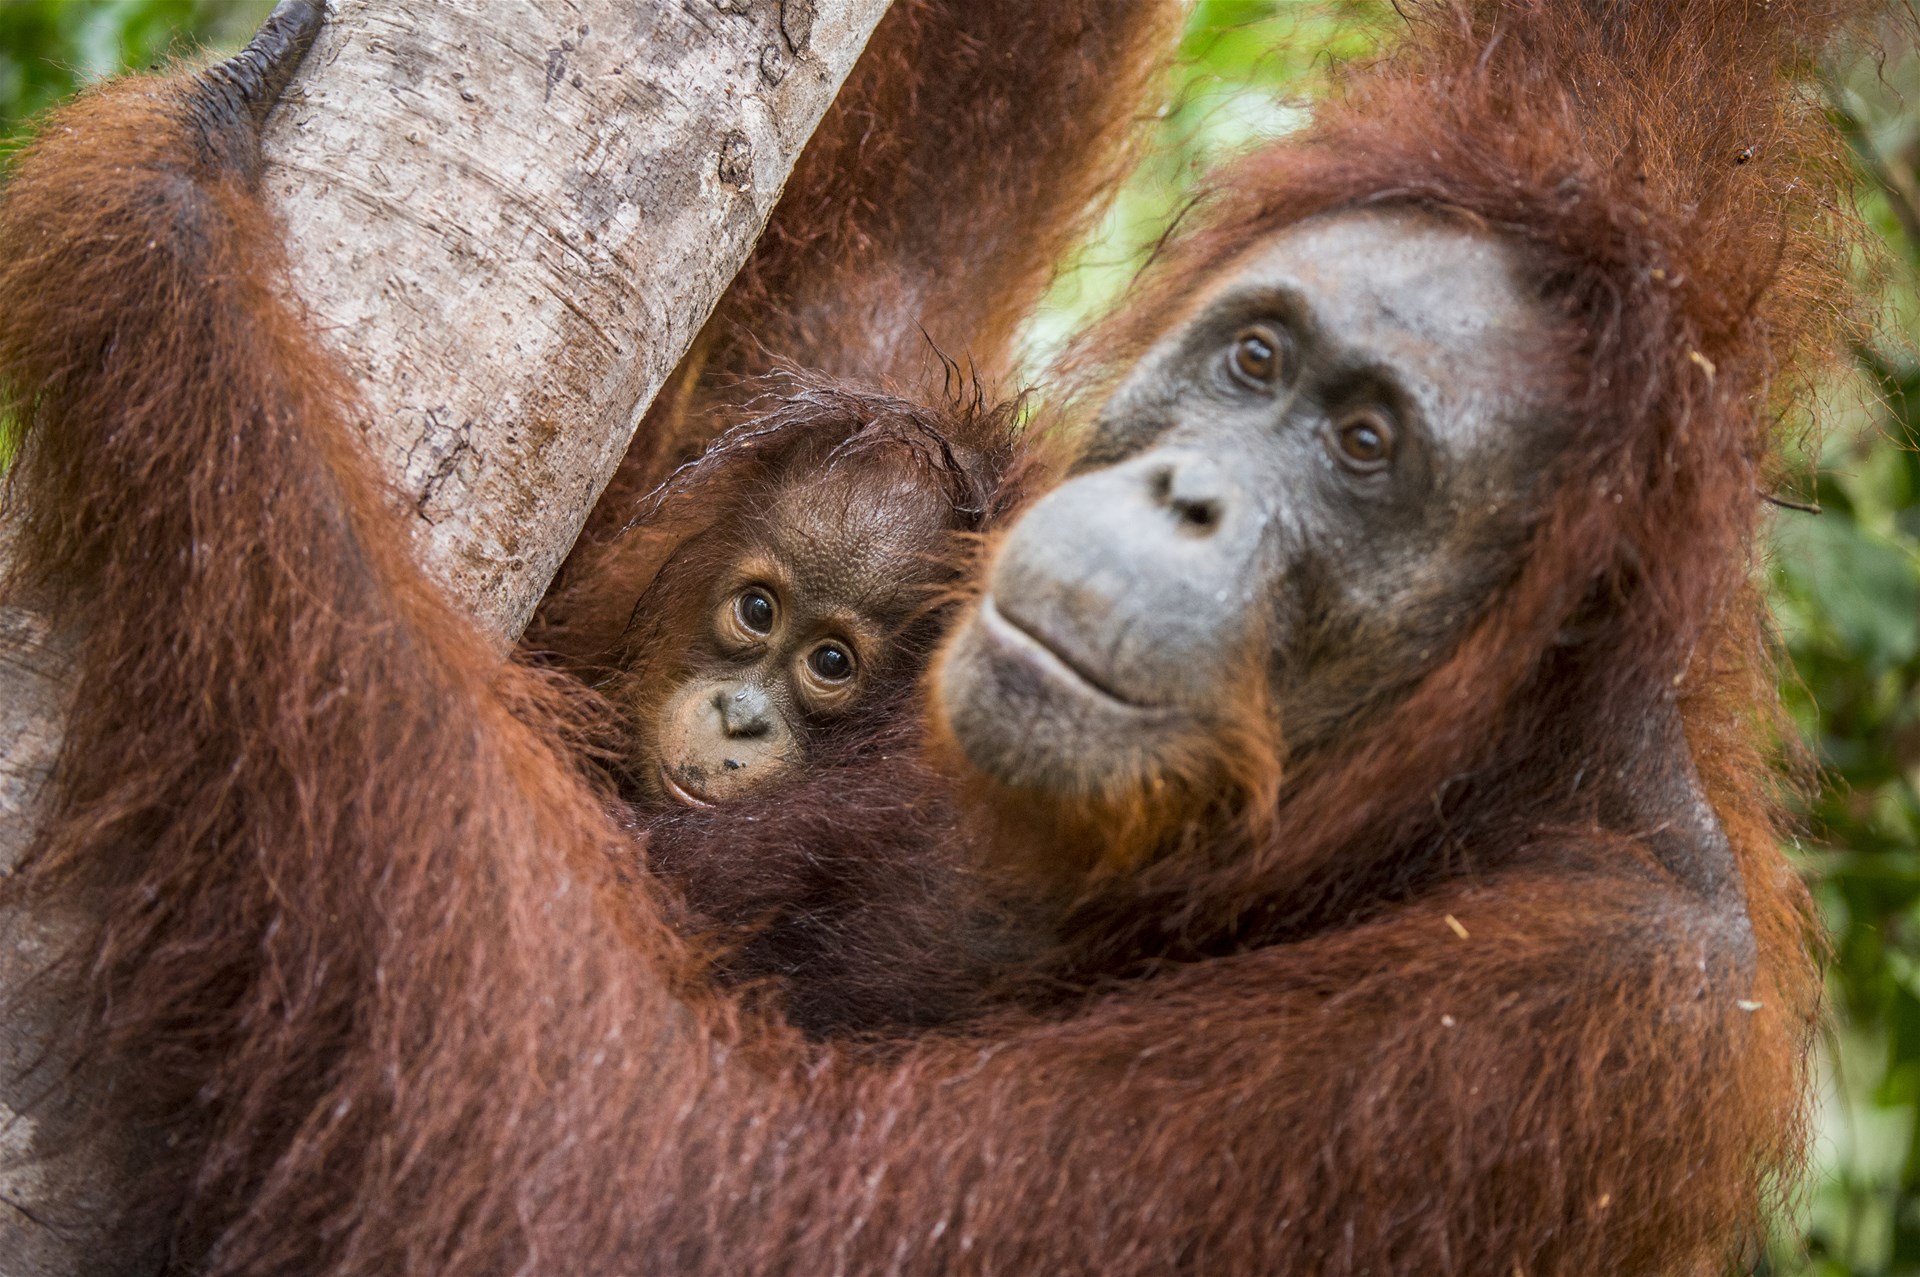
top-left (559, 381), bottom-right (1017, 809)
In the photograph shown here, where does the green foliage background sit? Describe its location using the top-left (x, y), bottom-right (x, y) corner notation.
top-left (3, 2), bottom-right (1916, 1270)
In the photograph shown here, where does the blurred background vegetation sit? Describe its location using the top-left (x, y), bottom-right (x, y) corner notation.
top-left (2, 1), bottom-right (1916, 1271)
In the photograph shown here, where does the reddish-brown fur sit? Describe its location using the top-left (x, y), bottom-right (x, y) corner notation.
top-left (573, 388), bottom-right (1026, 1039)
top-left (0, 3), bottom-right (1865, 1275)
top-left (645, 703), bottom-right (1015, 1039)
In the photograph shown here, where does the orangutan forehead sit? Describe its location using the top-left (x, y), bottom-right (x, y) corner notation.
top-left (1215, 208), bottom-right (1567, 414)
top-left (755, 465), bottom-right (953, 605)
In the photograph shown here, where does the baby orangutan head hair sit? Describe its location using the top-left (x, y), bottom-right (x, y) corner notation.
top-left (601, 377), bottom-right (1018, 807)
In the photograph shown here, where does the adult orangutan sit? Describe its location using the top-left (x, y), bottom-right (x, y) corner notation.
top-left (0, 3), bottom-right (1862, 1276)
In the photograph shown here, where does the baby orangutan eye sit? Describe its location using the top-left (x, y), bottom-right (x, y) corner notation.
top-left (808, 642), bottom-right (854, 682)
top-left (1330, 409), bottom-right (1396, 473)
top-left (1228, 324), bottom-right (1286, 390)
top-left (736, 588), bottom-right (776, 634)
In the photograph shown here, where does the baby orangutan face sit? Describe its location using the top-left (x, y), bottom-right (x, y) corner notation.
top-left (636, 464), bottom-right (954, 807)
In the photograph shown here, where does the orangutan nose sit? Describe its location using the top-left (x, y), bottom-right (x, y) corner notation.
top-left (1148, 452), bottom-right (1228, 534)
top-left (715, 684), bottom-right (774, 738)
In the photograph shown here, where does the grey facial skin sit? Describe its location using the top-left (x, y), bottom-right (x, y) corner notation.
top-left (938, 209), bottom-right (1569, 796)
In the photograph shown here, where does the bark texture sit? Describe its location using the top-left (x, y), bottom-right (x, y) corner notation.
top-left (266, 0), bottom-right (890, 637)
top-left (0, 2), bottom-right (887, 1271)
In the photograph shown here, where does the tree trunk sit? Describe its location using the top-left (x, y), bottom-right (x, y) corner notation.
top-left (270, 0), bottom-right (891, 638)
top-left (0, 2), bottom-right (888, 1271)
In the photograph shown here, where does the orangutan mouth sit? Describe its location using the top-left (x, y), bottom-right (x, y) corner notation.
top-left (981, 596), bottom-right (1154, 712)
top-left (659, 766), bottom-right (715, 809)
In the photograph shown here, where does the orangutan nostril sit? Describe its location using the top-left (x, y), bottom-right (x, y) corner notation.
top-left (1177, 497), bottom-right (1220, 530)
top-left (1149, 466), bottom-right (1173, 504)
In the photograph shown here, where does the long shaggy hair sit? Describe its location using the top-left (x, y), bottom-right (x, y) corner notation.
top-left (0, 2), bottom-right (1871, 1274)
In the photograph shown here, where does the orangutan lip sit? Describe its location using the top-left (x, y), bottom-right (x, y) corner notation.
top-left (979, 596), bottom-right (1155, 711)
top-left (658, 767), bottom-right (715, 809)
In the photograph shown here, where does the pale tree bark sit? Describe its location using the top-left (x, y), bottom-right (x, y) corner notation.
top-left (0, 2), bottom-right (890, 1271)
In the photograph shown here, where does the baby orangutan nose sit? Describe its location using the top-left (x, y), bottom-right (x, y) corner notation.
top-left (655, 678), bottom-right (798, 807)
top-left (717, 684), bottom-right (775, 740)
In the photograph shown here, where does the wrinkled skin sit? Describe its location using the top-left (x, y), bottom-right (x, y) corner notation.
top-left (647, 466), bottom-right (954, 804)
top-left (939, 211), bottom-right (1568, 798)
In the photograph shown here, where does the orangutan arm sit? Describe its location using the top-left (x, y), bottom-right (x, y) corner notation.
top-left (668, 870), bottom-right (1789, 1277)
top-left (720, 0), bottom-right (1178, 390)
top-left (597, 0), bottom-right (1178, 499)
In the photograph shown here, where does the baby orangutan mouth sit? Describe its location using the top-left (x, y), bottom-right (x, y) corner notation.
top-left (658, 765), bottom-right (715, 809)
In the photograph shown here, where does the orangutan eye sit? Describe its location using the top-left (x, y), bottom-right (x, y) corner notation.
top-left (1330, 410), bottom-right (1396, 472)
top-left (1227, 325), bottom-right (1286, 390)
top-left (807, 642), bottom-right (854, 682)
top-left (736, 588), bottom-right (776, 634)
